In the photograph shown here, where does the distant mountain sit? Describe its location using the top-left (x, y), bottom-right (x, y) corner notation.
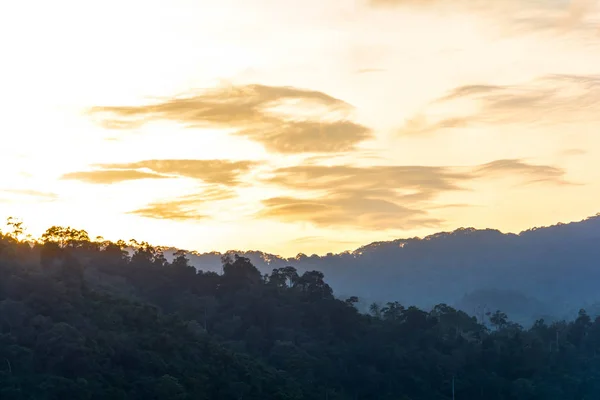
top-left (165, 214), bottom-right (600, 326)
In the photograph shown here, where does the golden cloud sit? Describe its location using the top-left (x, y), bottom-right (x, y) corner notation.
top-left (61, 169), bottom-right (167, 184)
top-left (130, 203), bottom-right (208, 221)
top-left (258, 194), bottom-right (442, 230)
top-left (474, 159), bottom-right (572, 185)
top-left (63, 160), bottom-right (255, 221)
top-left (398, 74), bottom-right (600, 135)
top-left (266, 165), bottom-right (469, 194)
top-left (128, 186), bottom-right (236, 221)
top-left (62, 155), bottom-right (571, 228)
top-left (89, 84), bottom-right (372, 154)
top-left (256, 159), bottom-right (570, 229)
top-left (96, 159), bottom-right (258, 185)
top-left (63, 159), bottom-right (258, 186)
top-left (241, 120), bottom-right (371, 153)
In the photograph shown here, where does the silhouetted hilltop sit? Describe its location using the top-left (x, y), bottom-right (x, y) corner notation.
top-left (175, 214), bottom-right (600, 325)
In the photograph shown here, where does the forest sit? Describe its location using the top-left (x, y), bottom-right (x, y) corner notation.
top-left (1, 218), bottom-right (600, 399)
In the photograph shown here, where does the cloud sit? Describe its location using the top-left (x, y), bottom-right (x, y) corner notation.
top-left (368, 0), bottom-right (599, 35)
top-left (436, 84), bottom-right (504, 102)
top-left (63, 159), bottom-right (257, 221)
top-left (97, 159), bottom-right (258, 185)
top-left (256, 159), bottom-right (569, 229)
top-left (302, 150), bottom-right (385, 165)
top-left (474, 159), bottom-right (572, 185)
top-left (265, 165), bottom-right (469, 194)
top-left (61, 156), bottom-right (569, 228)
top-left (129, 203), bottom-right (208, 222)
top-left (63, 159), bottom-right (258, 186)
top-left (89, 84), bottom-right (372, 154)
top-left (128, 186), bottom-right (236, 221)
top-left (241, 120), bottom-right (371, 153)
top-left (398, 74), bottom-right (600, 135)
top-left (398, 114), bottom-right (471, 136)
top-left (259, 194), bottom-right (441, 230)
top-left (515, 0), bottom-right (600, 34)
top-left (1, 189), bottom-right (58, 199)
top-left (61, 169), bottom-right (167, 184)
top-left (0, 189), bottom-right (59, 203)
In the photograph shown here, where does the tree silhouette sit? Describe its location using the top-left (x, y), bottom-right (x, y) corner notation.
top-left (0, 219), bottom-right (599, 399)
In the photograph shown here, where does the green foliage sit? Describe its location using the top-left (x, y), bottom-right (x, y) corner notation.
top-left (1, 221), bottom-right (600, 399)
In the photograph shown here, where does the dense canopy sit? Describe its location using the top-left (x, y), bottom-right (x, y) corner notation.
top-left (1, 220), bottom-right (599, 399)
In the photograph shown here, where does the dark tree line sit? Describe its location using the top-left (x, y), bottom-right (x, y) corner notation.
top-left (1, 220), bottom-right (600, 399)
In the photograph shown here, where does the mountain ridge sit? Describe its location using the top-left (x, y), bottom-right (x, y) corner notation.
top-left (166, 213), bottom-right (600, 326)
top-left (177, 213), bottom-right (600, 262)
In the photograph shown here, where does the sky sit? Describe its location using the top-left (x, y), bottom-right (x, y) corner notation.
top-left (1, 0), bottom-right (599, 256)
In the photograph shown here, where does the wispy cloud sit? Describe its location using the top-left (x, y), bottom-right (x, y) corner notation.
top-left (398, 115), bottom-right (471, 136)
top-left (96, 159), bottom-right (258, 185)
top-left (0, 189), bottom-right (59, 203)
top-left (259, 194), bottom-right (441, 230)
top-left (61, 169), bottom-right (167, 184)
top-left (63, 159), bottom-right (257, 221)
top-left (369, 0), bottom-right (600, 36)
top-left (265, 165), bottom-right (469, 195)
top-left (474, 159), bottom-right (573, 185)
top-left (256, 159), bottom-right (569, 229)
top-left (129, 204), bottom-right (208, 221)
top-left (128, 186), bottom-right (236, 221)
top-left (62, 159), bottom-right (258, 186)
top-left (89, 84), bottom-right (372, 154)
top-left (398, 74), bottom-right (600, 135)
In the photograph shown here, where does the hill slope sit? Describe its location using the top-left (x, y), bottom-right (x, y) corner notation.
top-left (178, 214), bottom-right (600, 324)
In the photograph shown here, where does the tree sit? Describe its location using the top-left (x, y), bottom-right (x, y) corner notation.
top-left (5, 217), bottom-right (25, 241)
top-left (487, 310), bottom-right (508, 330)
top-left (269, 266), bottom-right (299, 289)
top-left (344, 296), bottom-right (359, 308)
top-left (172, 250), bottom-right (191, 269)
top-left (221, 255), bottom-right (262, 293)
top-left (295, 271), bottom-right (333, 299)
top-left (130, 241), bottom-right (167, 267)
top-left (381, 301), bottom-right (405, 321)
top-left (369, 302), bottom-right (382, 319)
top-left (41, 226), bottom-right (90, 249)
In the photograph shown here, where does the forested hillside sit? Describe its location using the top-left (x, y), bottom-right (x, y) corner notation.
top-left (177, 214), bottom-right (600, 325)
top-left (2, 220), bottom-right (600, 399)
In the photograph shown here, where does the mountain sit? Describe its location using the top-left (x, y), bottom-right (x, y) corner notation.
top-left (5, 221), bottom-right (600, 398)
top-left (172, 214), bottom-right (600, 326)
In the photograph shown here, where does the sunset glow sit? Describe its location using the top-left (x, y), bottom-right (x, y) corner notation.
top-left (2, 0), bottom-right (600, 256)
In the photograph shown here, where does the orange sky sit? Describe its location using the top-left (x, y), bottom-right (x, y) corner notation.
top-left (1, 0), bottom-right (599, 256)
